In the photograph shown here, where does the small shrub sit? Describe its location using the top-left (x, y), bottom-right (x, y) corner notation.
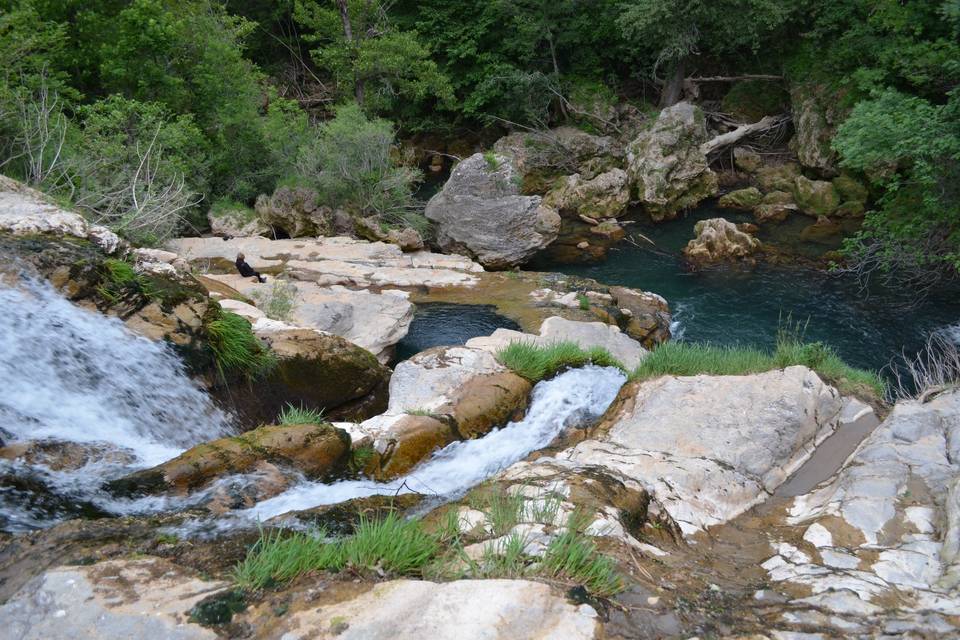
top-left (496, 341), bottom-right (625, 382)
top-left (210, 198), bottom-right (257, 223)
top-left (250, 280), bottom-right (297, 322)
top-left (205, 310), bottom-right (277, 380)
top-left (277, 403), bottom-right (325, 425)
top-left (886, 331), bottom-right (960, 400)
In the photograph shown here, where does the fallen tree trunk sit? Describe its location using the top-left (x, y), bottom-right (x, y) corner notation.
top-left (700, 114), bottom-right (790, 156)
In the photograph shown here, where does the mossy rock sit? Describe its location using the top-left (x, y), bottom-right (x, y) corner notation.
top-left (832, 174), bottom-right (869, 204)
top-left (718, 187), bottom-right (763, 211)
top-left (756, 163), bottom-right (801, 192)
top-left (833, 200), bottom-right (866, 218)
top-left (792, 175), bottom-right (840, 217)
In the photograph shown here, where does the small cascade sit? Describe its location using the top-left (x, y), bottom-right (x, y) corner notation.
top-left (0, 278), bottom-right (233, 531)
top-left (239, 365), bottom-right (626, 523)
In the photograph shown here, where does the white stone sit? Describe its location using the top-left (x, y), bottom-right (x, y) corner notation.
top-left (802, 523), bottom-right (833, 548)
top-left (277, 579), bottom-right (599, 640)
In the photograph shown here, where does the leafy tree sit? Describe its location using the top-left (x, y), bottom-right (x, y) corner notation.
top-left (63, 95), bottom-right (209, 244)
top-left (293, 0), bottom-right (452, 115)
top-left (295, 102), bottom-right (421, 226)
top-left (833, 89), bottom-right (960, 294)
top-left (616, 0), bottom-right (793, 105)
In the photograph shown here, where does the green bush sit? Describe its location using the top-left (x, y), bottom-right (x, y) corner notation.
top-left (295, 103), bottom-right (421, 228)
top-left (205, 310), bottom-right (276, 380)
top-left (496, 341), bottom-right (625, 382)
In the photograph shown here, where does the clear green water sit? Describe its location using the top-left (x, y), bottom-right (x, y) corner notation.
top-left (537, 204), bottom-right (960, 374)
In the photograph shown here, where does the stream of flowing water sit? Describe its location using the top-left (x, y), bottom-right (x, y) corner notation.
top-left (238, 365), bottom-right (626, 524)
top-left (0, 277), bottom-right (233, 531)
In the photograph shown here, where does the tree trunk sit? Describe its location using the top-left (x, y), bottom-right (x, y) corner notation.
top-left (335, 0), bottom-right (365, 105)
top-left (659, 58), bottom-right (686, 107)
top-left (699, 115), bottom-right (788, 156)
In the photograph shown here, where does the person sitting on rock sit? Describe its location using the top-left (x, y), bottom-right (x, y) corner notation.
top-left (235, 252), bottom-right (266, 283)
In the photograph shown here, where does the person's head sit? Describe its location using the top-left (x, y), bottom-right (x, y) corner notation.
top-left (236, 252), bottom-right (244, 261)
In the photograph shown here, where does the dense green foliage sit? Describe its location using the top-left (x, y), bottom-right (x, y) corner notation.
top-left (0, 0), bottom-right (956, 283)
top-left (205, 309), bottom-right (277, 380)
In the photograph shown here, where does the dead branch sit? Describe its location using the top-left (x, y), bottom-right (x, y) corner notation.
top-left (685, 74), bottom-right (783, 83)
top-left (700, 114), bottom-right (791, 156)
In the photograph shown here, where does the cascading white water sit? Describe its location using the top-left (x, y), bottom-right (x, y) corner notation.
top-left (0, 277), bottom-right (232, 530)
top-left (239, 365), bottom-right (626, 523)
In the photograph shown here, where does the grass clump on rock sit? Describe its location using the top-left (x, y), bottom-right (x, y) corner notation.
top-left (277, 403), bottom-right (325, 425)
top-left (233, 512), bottom-right (437, 590)
top-left (496, 340), bottom-right (625, 382)
top-left (205, 309), bottom-right (277, 380)
top-left (630, 334), bottom-right (886, 401)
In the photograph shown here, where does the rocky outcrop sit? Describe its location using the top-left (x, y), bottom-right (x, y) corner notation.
top-left (753, 190), bottom-right (798, 223)
top-left (0, 175), bottom-right (120, 254)
top-left (542, 169), bottom-right (630, 220)
top-left (269, 579), bottom-right (600, 640)
top-left (354, 216), bottom-right (424, 252)
top-left (109, 422), bottom-right (350, 495)
top-left (682, 217), bottom-right (762, 266)
top-left (205, 274), bottom-right (413, 364)
top-left (493, 126), bottom-right (619, 193)
top-left (758, 390), bottom-right (960, 636)
top-left (625, 102), bottom-right (719, 222)
top-left (608, 286), bottom-right (672, 348)
top-left (791, 83), bottom-right (845, 174)
top-left (425, 153), bottom-right (561, 269)
top-left (169, 235), bottom-right (484, 290)
top-left (466, 315), bottom-right (647, 371)
top-left (207, 203), bottom-right (268, 238)
top-left (255, 185), bottom-right (332, 237)
top-left (343, 346), bottom-right (531, 478)
top-left (0, 558), bottom-right (227, 640)
top-left (559, 367), bottom-right (857, 534)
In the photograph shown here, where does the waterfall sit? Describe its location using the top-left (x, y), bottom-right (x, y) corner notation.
top-left (0, 277), bottom-right (232, 530)
top-left (238, 365), bottom-right (626, 523)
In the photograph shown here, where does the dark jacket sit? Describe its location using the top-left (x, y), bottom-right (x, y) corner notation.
top-left (235, 257), bottom-right (257, 278)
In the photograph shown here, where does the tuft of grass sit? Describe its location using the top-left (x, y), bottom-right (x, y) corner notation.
top-left (541, 524), bottom-right (624, 597)
top-left (404, 407), bottom-right (435, 417)
top-left (339, 511), bottom-right (438, 575)
top-left (483, 150), bottom-right (500, 171)
top-left (349, 444), bottom-right (375, 473)
top-left (485, 490), bottom-right (526, 536)
top-left (629, 330), bottom-right (885, 401)
top-left (277, 403), bottom-right (325, 425)
top-left (97, 258), bottom-right (157, 302)
top-left (577, 293), bottom-right (591, 311)
top-left (496, 340), bottom-right (625, 382)
top-left (206, 309), bottom-right (277, 380)
top-left (232, 527), bottom-right (340, 590)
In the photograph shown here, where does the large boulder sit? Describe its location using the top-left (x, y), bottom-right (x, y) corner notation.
top-left (790, 83), bottom-right (845, 175)
top-left (562, 367), bottom-right (856, 534)
top-left (425, 153), bottom-right (561, 269)
top-left (273, 579), bottom-right (600, 640)
top-left (209, 274), bottom-right (414, 364)
top-left (255, 185), bottom-right (332, 237)
top-left (608, 286), bottom-right (672, 348)
top-left (753, 190), bottom-right (798, 224)
top-left (0, 558), bottom-right (227, 640)
top-left (542, 169), bottom-right (630, 220)
top-left (493, 126), bottom-right (619, 192)
top-left (108, 422), bottom-right (351, 495)
top-left (625, 102), bottom-right (719, 222)
top-left (682, 217), bottom-right (762, 266)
